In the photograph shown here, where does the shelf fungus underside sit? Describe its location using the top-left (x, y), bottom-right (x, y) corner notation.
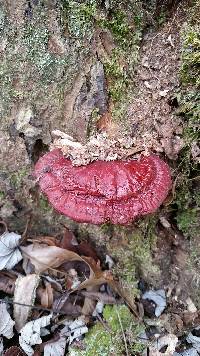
top-left (34, 149), bottom-right (171, 225)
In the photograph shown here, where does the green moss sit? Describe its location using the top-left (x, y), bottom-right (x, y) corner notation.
top-left (65, 0), bottom-right (97, 39)
top-left (181, 23), bottom-right (200, 87)
top-left (23, 20), bottom-right (68, 85)
top-left (87, 108), bottom-right (100, 137)
top-left (10, 168), bottom-right (28, 189)
top-left (69, 305), bottom-right (145, 355)
top-left (176, 208), bottom-right (198, 235)
top-left (100, 5), bottom-right (143, 122)
top-left (104, 49), bottom-right (128, 102)
top-left (0, 191), bottom-right (5, 201)
top-left (0, 2), bottom-right (71, 117)
top-left (171, 0), bottom-right (200, 238)
top-left (108, 223), bottom-right (160, 294)
top-left (157, 10), bottom-right (166, 26)
top-left (100, 10), bottom-right (132, 48)
top-left (39, 195), bottom-right (52, 213)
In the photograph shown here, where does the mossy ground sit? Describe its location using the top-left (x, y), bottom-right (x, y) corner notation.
top-left (69, 305), bottom-right (145, 355)
top-left (107, 218), bottom-right (160, 293)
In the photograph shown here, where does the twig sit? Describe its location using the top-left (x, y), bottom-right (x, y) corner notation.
top-left (0, 298), bottom-right (69, 316)
top-left (116, 308), bottom-right (129, 356)
top-left (20, 216), bottom-right (31, 244)
top-left (96, 312), bottom-right (112, 332)
top-left (53, 292), bottom-right (70, 314)
top-left (189, 175), bottom-right (200, 181)
top-left (80, 290), bottom-right (121, 304)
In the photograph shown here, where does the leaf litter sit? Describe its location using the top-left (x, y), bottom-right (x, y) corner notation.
top-left (0, 225), bottom-right (140, 355)
top-left (0, 220), bottom-right (199, 355)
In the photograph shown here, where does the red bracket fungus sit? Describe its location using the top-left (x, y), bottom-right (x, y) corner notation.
top-left (34, 149), bottom-right (171, 225)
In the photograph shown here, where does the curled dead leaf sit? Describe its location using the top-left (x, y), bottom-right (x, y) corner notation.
top-left (4, 346), bottom-right (25, 356)
top-left (39, 281), bottom-right (54, 309)
top-left (0, 302), bottom-right (15, 339)
top-left (14, 274), bottom-right (40, 331)
top-left (43, 335), bottom-right (66, 356)
top-left (20, 244), bottom-right (91, 275)
top-left (0, 231), bottom-right (22, 270)
top-left (149, 333), bottom-right (178, 355)
top-left (0, 271), bottom-right (16, 295)
top-left (19, 314), bottom-right (52, 356)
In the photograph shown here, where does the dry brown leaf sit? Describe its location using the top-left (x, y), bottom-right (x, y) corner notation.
top-left (58, 227), bottom-right (78, 250)
top-left (32, 236), bottom-right (58, 246)
top-left (4, 346), bottom-right (25, 356)
top-left (109, 279), bottom-right (139, 317)
top-left (80, 291), bottom-right (119, 304)
top-left (56, 228), bottom-right (99, 262)
top-left (21, 243), bottom-right (138, 318)
top-left (14, 274), bottom-right (40, 331)
top-left (0, 271), bottom-right (16, 295)
top-left (20, 244), bottom-right (91, 275)
top-left (60, 301), bottom-right (82, 317)
top-left (149, 333), bottom-right (178, 356)
top-left (40, 281), bottom-right (54, 309)
top-left (81, 285), bottom-right (99, 316)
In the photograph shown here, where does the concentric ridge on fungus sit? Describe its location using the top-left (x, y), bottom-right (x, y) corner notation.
top-left (34, 149), bottom-right (171, 224)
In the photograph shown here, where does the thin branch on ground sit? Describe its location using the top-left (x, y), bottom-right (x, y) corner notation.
top-left (116, 308), bottom-right (129, 356)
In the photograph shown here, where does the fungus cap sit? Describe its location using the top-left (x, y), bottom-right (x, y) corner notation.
top-left (34, 149), bottom-right (171, 225)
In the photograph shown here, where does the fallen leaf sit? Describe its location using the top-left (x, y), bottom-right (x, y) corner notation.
top-left (20, 244), bottom-right (90, 274)
top-left (14, 274), bottom-right (40, 331)
top-left (109, 279), bottom-right (139, 317)
top-left (21, 244), bottom-right (106, 291)
top-left (0, 271), bottom-right (16, 294)
top-left (19, 314), bottom-right (52, 356)
top-left (40, 281), bottom-right (54, 309)
top-left (0, 302), bottom-right (15, 339)
top-left (0, 232), bottom-right (22, 270)
top-left (4, 346), bottom-right (25, 356)
top-left (92, 301), bottom-right (104, 316)
top-left (60, 301), bottom-right (82, 317)
top-left (174, 348), bottom-right (199, 356)
top-left (149, 333), bottom-right (178, 355)
top-left (80, 291), bottom-right (118, 305)
top-left (58, 228), bottom-right (99, 262)
top-left (21, 243), bottom-right (138, 318)
top-left (186, 297), bottom-right (197, 313)
top-left (57, 227), bottom-right (78, 250)
top-left (61, 318), bottom-right (88, 345)
top-left (0, 337), bottom-right (3, 354)
top-left (81, 286), bottom-right (98, 316)
top-left (142, 289), bottom-right (166, 317)
top-left (186, 327), bottom-right (200, 352)
top-left (183, 311), bottom-right (198, 326)
top-left (43, 335), bottom-right (66, 356)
